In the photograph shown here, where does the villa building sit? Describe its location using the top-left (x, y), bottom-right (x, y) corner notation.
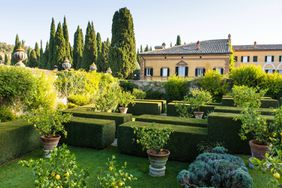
top-left (139, 35), bottom-right (282, 80)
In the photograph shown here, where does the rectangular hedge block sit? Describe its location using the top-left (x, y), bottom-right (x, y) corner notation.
top-left (0, 120), bottom-right (40, 165)
top-left (117, 121), bottom-right (208, 162)
top-left (64, 117), bottom-right (116, 149)
top-left (167, 102), bottom-right (215, 117)
top-left (214, 106), bottom-right (276, 115)
top-left (207, 112), bottom-right (274, 154)
top-left (127, 101), bottom-right (162, 115)
top-left (135, 99), bottom-right (167, 113)
top-left (221, 97), bottom-right (279, 108)
top-left (135, 114), bottom-right (207, 127)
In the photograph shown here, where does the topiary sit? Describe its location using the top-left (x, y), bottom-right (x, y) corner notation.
top-left (177, 147), bottom-right (253, 188)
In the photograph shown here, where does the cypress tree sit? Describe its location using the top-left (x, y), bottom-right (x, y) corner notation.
top-left (48, 18), bottom-right (56, 69)
top-left (4, 54), bottom-right (10, 65)
top-left (82, 21), bottom-right (97, 70)
top-left (144, 45), bottom-right (149, 52)
top-left (11, 34), bottom-right (22, 65)
top-left (54, 22), bottom-right (66, 69)
top-left (100, 38), bottom-right (110, 72)
top-left (38, 41), bottom-right (44, 68)
top-left (109, 7), bottom-right (136, 78)
top-left (28, 50), bottom-right (38, 68)
top-left (34, 42), bottom-right (40, 59)
top-left (63, 16), bottom-right (72, 63)
top-left (42, 42), bottom-right (49, 69)
top-left (140, 45), bottom-right (143, 53)
top-left (73, 26), bottom-right (84, 69)
top-left (176, 35), bottom-right (181, 46)
top-left (96, 32), bottom-right (103, 71)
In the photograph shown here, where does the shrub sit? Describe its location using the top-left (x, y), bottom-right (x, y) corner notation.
top-left (198, 70), bottom-right (228, 101)
top-left (67, 94), bottom-right (91, 106)
top-left (145, 89), bottom-right (165, 100)
top-left (177, 147), bottom-right (253, 188)
top-left (118, 90), bottom-right (136, 108)
top-left (260, 73), bottom-right (282, 99)
top-left (164, 76), bottom-right (190, 101)
top-left (19, 145), bottom-right (89, 188)
top-left (230, 65), bottom-right (265, 88)
top-left (0, 106), bottom-right (15, 122)
top-left (119, 80), bottom-right (138, 92)
top-left (132, 88), bottom-right (146, 99)
top-left (97, 155), bottom-right (137, 188)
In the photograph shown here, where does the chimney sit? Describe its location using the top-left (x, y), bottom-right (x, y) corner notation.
top-left (162, 43), bottom-right (166, 49)
top-left (196, 41), bottom-right (200, 50)
top-left (254, 41), bottom-right (257, 48)
top-left (228, 34), bottom-right (231, 42)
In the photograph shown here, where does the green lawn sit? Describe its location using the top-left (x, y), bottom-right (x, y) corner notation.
top-left (0, 146), bottom-right (276, 188)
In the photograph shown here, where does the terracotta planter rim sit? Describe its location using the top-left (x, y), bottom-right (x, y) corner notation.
top-left (40, 135), bottom-right (61, 140)
top-left (147, 149), bottom-right (170, 157)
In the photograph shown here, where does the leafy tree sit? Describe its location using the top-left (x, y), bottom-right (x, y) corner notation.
top-left (82, 21), bottom-right (97, 70)
top-left (109, 7), bottom-right (137, 78)
top-left (176, 35), bottom-right (181, 46)
top-left (48, 18), bottom-right (56, 69)
top-left (54, 22), bottom-right (66, 69)
top-left (73, 26), bottom-right (84, 69)
top-left (63, 16), bottom-right (72, 63)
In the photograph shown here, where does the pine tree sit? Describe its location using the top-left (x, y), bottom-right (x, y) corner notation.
top-left (96, 32), bottom-right (103, 71)
top-left (4, 54), bottom-right (10, 65)
top-left (82, 21), bottom-right (97, 70)
top-left (63, 16), bottom-right (72, 63)
top-left (54, 22), bottom-right (66, 69)
top-left (109, 7), bottom-right (136, 78)
top-left (176, 35), bottom-right (181, 46)
top-left (48, 18), bottom-right (56, 69)
top-left (73, 26), bottom-right (84, 69)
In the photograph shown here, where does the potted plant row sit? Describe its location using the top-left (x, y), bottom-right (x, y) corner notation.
top-left (134, 125), bottom-right (173, 177)
top-left (24, 107), bottom-right (72, 157)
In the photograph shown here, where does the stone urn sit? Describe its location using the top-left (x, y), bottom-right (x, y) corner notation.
top-left (89, 63), bottom-right (97, 71)
top-left (106, 67), bottom-right (112, 74)
top-left (147, 149), bottom-right (170, 177)
top-left (194, 111), bottom-right (204, 119)
top-left (119, 107), bottom-right (128, 114)
top-left (62, 59), bottom-right (71, 70)
top-left (40, 135), bottom-right (61, 158)
top-left (13, 48), bottom-right (27, 67)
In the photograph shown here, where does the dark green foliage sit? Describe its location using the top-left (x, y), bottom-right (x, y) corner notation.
top-left (0, 120), bottom-right (40, 164)
top-left (109, 7), bottom-right (137, 78)
top-left (214, 106), bottom-right (275, 116)
top-left (54, 22), bottom-right (66, 69)
top-left (96, 32), bottom-right (103, 71)
top-left (73, 26), bottom-right (84, 69)
top-left (221, 97), bottom-right (279, 108)
top-left (117, 121), bottom-right (208, 161)
top-left (82, 22), bottom-right (97, 70)
top-left (164, 76), bottom-right (190, 101)
top-left (34, 42), bottom-right (40, 59)
top-left (167, 102), bottom-right (215, 117)
top-left (38, 41), bottom-right (44, 68)
top-left (100, 39), bottom-right (111, 72)
top-left (41, 42), bottom-right (49, 69)
top-left (48, 18), bottom-right (56, 69)
top-left (135, 114), bottom-right (207, 127)
top-left (127, 101), bottom-right (162, 115)
top-left (27, 50), bottom-right (38, 68)
top-left (4, 54), bottom-right (10, 65)
top-left (64, 117), bottom-right (115, 149)
top-left (119, 80), bottom-right (138, 91)
top-left (0, 106), bottom-right (15, 122)
top-left (145, 89), bottom-right (166, 100)
top-left (176, 35), bottom-right (181, 46)
top-left (177, 147), bottom-right (253, 188)
top-left (63, 16), bottom-right (72, 64)
top-left (135, 99), bottom-right (166, 113)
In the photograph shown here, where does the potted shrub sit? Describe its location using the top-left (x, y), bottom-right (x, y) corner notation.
top-left (19, 144), bottom-right (89, 187)
top-left (118, 90), bottom-right (136, 114)
top-left (184, 88), bottom-right (212, 119)
top-left (24, 107), bottom-right (72, 157)
top-left (134, 126), bottom-right (173, 177)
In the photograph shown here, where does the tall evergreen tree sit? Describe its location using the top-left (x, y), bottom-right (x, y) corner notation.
top-left (144, 45), bottom-right (149, 52)
top-left (96, 32), bottom-right (103, 71)
top-left (73, 26), bottom-right (84, 69)
top-left (41, 42), bottom-right (49, 69)
top-left (99, 38), bottom-right (110, 72)
top-left (82, 21), bottom-right (97, 70)
top-left (54, 22), bottom-right (66, 69)
top-left (28, 50), bottom-right (38, 68)
top-left (140, 45), bottom-right (143, 53)
top-left (48, 18), bottom-right (56, 69)
top-left (34, 42), bottom-right (40, 59)
top-left (11, 34), bottom-right (22, 65)
top-left (109, 7), bottom-right (136, 78)
top-left (4, 54), bottom-right (10, 65)
top-left (176, 35), bottom-right (181, 46)
top-left (63, 16), bottom-right (72, 63)
top-left (38, 41), bottom-right (44, 68)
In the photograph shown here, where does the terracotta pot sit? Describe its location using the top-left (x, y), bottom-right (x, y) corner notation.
top-left (147, 149), bottom-right (170, 177)
top-left (40, 135), bottom-right (61, 151)
top-left (119, 107), bottom-right (128, 114)
top-left (194, 111), bottom-right (204, 119)
top-left (249, 139), bottom-right (268, 159)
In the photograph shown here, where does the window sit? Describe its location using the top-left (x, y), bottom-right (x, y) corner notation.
top-left (195, 68), bottom-right (206, 77)
top-left (265, 69), bottom-right (275, 74)
top-left (176, 66), bottom-right (188, 77)
top-left (234, 56), bottom-right (238, 62)
top-left (253, 56), bottom-right (258, 62)
top-left (265, 56), bottom-right (274, 62)
top-left (241, 56), bottom-right (250, 63)
top-left (160, 67), bottom-right (169, 77)
top-left (213, 67), bottom-right (224, 75)
top-left (144, 67), bottom-right (153, 76)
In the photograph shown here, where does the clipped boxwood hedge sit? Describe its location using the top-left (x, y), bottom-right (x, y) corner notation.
top-left (0, 120), bottom-right (40, 164)
top-left (207, 112), bottom-right (274, 154)
top-left (135, 114), bottom-right (207, 127)
top-left (214, 106), bottom-right (276, 115)
top-left (221, 97), bottom-right (279, 108)
top-left (167, 102), bottom-right (215, 117)
top-left (135, 99), bottom-right (167, 113)
top-left (117, 121), bottom-right (208, 162)
top-left (64, 117), bottom-right (115, 149)
top-left (127, 101), bottom-right (162, 115)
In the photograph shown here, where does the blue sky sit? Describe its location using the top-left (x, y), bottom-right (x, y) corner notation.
top-left (1, 0), bottom-right (282, 49)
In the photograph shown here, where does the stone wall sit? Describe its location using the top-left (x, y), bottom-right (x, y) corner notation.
top-left (127, 80), bottom-right (166, 93)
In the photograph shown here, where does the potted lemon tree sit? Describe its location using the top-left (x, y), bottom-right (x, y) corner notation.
top-left (118, 90), bottom-right (136, 114)
top-left (25, 108), bottom-right (72, 157)
top-left (134, 125), bottom-right (173, 177)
